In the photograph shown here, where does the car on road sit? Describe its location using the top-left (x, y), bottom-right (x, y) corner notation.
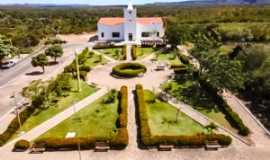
top-left (0, 60), bottom-right (16, 69)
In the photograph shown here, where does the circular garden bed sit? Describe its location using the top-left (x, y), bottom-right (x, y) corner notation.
top-left (112, 62), bottom-right (147, 78)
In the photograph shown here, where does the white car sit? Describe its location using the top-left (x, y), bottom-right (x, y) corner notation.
top-left (1, 60), bottom-right (16, 69)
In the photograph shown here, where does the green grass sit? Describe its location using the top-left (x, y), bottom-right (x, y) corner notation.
top-left (144, 90), bottom-right (207, 136)
top-left (156, 50), bottom-right (181, 65)
top-left (37, 91), bottom-right (119, 140)
top-left (136, 47), bottom-right (155, 59)
top-left (15, 80), bottom-right (97, 135)
top-left (162, 81), bottom-right (235, 132)
top-left (97, 48), bottom-right (123, 60)
top-left (85, 53), bottom-right (107, 67)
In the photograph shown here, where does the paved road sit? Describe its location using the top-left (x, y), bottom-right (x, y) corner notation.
top-left (0, 43), bottom-right (91, 87)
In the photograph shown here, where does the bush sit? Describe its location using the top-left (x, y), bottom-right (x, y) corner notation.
top-left (118, 86), bottom-right (128, 128)
top-left (14, 140), bottom-right (30, 151)
top-left (80, 65), bottom-right (91, 72)
top-left (34, 137), bottom-right (96, 150)
top-left (0, 107), bottom-right (35, 146)
top-left (121, 45), bottom-right (127, 60)
top-left (179, 54), bottom-right (190, 64)
top-left (110, 128), bottom-right (129, 149)
top-left (112, 63), bottom-right (147, 78)
top-left (131, 45), bottom-right (137, 60)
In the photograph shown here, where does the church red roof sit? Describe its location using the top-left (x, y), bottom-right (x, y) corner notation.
top-left (98, 17), bottom-right (163, 26)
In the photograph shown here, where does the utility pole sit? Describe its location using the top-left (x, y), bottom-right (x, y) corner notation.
top-left (75, 51), bottom-right (81, 92)
top-left (12, 92), bottom-right (22, 128)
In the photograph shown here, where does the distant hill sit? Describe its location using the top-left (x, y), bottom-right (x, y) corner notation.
top-left (152, 0), bottom-right (270, 6)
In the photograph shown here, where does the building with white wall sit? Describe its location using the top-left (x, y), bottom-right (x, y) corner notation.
top-left (97, 1), bottom-right (165, 45)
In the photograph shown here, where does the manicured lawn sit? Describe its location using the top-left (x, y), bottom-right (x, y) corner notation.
top-left (161, 80), bottom-right (235, 132)
top-left (97, 48), bottom-right (123, 60)
top-left (136, 47), bottom-right (155, 59)
top-left (37, 91), bottom-right (119, 140)
top-left (15, 80), bottom-right (97, 135)
top-left (144, 90), bottom-right (207, 136)
top-left (156, 50), bottom-right (181, 65)
top-left (85, 53), bottom-right (107, 67)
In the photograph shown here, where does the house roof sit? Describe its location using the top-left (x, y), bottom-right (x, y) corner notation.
top-left (98, 17), bottom-right (163, 26)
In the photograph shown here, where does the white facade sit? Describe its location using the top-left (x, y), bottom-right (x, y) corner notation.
top-left (97, 2), bottom-right (165, 44)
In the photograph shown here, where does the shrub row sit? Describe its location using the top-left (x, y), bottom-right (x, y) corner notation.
top-left (135, 84), bottom-right (152, 146)
top-left (199, 79), bottom-right (250, 136)
top-left (93, 43), bottom-right (122, 50)
top-left (112, 86), bottom-right (129, 149)
top-left (118, 86), bottom-right (128, 128)
top-left (135, 84), bottom-right (232, 147)
top-left (13, 140), bottom-right (30, 151)
top-left (0, 107), bottom-right (35, 146)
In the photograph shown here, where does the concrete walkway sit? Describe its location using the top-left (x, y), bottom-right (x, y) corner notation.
top-left (126, 45), bottom-right (132, 61)
top-left (0, 87), bottom-right (107, 151)
top-left (222, 91), bottom-right (270, 147)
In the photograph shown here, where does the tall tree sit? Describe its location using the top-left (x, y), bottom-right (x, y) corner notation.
top-left (45, 45), bottom-right (64, 63)
top-left (31, 54), bottom-right (48, 73)
top-left (200, 54), bottom-right (245, 92)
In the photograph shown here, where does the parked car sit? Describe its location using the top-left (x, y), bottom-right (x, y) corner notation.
top-left (1, 60), bottom-right (16, 69)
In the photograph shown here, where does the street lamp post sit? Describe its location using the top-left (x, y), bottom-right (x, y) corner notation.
top-left (75, 51), bottom-right (81, 92)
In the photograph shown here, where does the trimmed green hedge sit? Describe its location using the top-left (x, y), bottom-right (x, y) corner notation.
top-left (131, 45), bottom-right (137, 60)
top-left (135, 84), bottom-right (232, 147)
top-left (0, 107), bottom-right (35, 146)
top-left (14, 140), bottom-right (30, 151)
top-left (112, 63), bottom-right (147, 78)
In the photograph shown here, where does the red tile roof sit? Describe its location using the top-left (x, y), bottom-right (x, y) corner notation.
top-left (98, 17), bottom-right (163, 26)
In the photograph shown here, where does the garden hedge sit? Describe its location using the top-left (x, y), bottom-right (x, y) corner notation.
top-left (131, 45), bottom-right (137, 60)
top-left (135, 84), bottom-right (232, 147)
top-left (13, 140), bottom-right (30, 151)
top-left (112, 63), bottom-right (147, 78)
top-left (0, 107), bottom-right (35, 146)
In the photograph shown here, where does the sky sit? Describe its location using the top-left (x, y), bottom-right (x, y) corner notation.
top-left (0, 0), bottom-right (188, 5)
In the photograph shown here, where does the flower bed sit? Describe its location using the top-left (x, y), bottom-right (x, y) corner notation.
top-left (112, 63), bottom-right (147, 78)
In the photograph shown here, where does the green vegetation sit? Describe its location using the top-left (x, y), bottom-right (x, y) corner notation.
top-left (135, 84), bottom-right (232, 147)
top-left (156, 49), bottom-right (181, 65)
top-left (64, 48), bottom-right (107, 80)
top-left (144, 90), bottom-right (207, 136)
top-left (45, 44), bottom-right (64, 62)
top-left (38, 90), bottom-right (119, 139)
top-left (34, 87), bottom-right (128, 150)
top-left (31, 54), bottom-right (49, 73)
top-left (112, 62), bottom-right (147, 78)
top-left (0, 35), bottom-right (18, 64)
top-left (162, 80), bottom-right (236, 132)
top-left (132, 46), bottom-right (155, 60)
top-left (16, 80), bottom-right (97, 134)
top-left (97, 47), bottom-right (124, 60)
top-left (13, 140), bottom-right (30, 151)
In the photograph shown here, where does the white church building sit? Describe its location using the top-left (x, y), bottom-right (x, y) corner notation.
top-left (97, 2), bottom-right (165, 45)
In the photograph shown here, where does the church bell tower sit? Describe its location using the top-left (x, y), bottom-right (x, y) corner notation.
top-left (124, 1), bottom-right (137, 42)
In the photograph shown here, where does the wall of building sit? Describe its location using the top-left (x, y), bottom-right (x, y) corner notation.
top-left (136, 23), bottom-right (165, 41)
top-left (97, 23), bottom-right (124, 41)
